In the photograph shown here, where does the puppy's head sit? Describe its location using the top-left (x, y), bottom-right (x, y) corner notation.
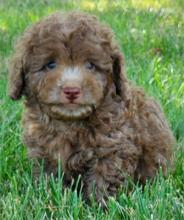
top-left (9, 12), bottom-right (129, 120)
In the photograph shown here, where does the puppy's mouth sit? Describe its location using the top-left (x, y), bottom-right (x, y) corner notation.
top-left (50, 103), bottom-right (94, 120)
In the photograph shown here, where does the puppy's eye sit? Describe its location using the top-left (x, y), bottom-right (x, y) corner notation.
top-left (85, 62), bottom-right (95, 70)
top-left (46, 61), bottom-right (57, 70)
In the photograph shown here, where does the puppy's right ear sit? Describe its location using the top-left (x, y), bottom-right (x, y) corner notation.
top-left (8, 52), bottom-right (25, 100)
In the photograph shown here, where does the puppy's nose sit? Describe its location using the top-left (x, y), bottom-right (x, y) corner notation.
top-left (63, 87), bottom-right (81, 101)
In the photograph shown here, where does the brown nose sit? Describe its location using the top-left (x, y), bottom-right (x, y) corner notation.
top-left (63, 87), bottom-right (81, 101)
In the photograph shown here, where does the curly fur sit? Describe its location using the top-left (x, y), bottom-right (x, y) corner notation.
top-left (8, 12), bottom-right (174, 206)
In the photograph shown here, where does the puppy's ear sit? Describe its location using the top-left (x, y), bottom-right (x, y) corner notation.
top-left (8, 51), bottom-right (25, 100)
top-left (112, 52), bottom-right (130, 101)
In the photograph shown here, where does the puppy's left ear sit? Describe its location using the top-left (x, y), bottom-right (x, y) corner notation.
top-left (111, 52), bottom-right (130, 101)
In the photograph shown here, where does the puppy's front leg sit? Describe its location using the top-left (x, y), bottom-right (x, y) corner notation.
top-left (30, 157), bottom-right (58, 178)
top-left (83, 147), bottom-right (139, 207)
top-left (82, 157), bottom-right (124, 208)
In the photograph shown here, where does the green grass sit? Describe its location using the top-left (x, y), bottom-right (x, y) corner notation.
top-left (0, 0), bottom-right (184, 219)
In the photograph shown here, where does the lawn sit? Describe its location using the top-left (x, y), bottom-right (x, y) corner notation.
top-left (0, 0), bottom-right (184, 219)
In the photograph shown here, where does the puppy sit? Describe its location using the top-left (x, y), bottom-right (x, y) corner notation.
top-left (9, 12), bottom-right (174, 205)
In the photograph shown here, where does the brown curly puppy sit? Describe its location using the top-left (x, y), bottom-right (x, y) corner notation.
top-left (9, 12), bottom-right (174, 205)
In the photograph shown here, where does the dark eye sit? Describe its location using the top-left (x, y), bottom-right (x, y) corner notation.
top-left (85, 62), bottom-right (95, 70)
top-left (46, 61), bottom-right (57, 70)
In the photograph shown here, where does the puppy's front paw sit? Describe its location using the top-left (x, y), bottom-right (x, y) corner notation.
top-left (67, 149), bottom-right (95, 172)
